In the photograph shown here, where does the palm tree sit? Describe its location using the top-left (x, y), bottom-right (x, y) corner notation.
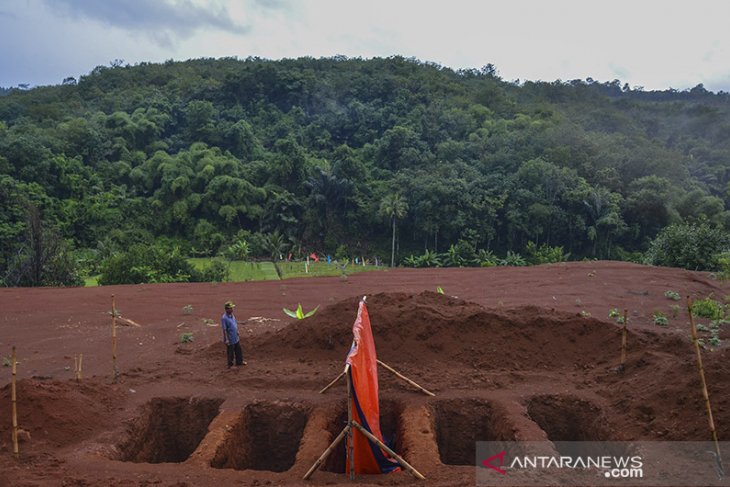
top-left (379, 194), bottom-right (408, 267)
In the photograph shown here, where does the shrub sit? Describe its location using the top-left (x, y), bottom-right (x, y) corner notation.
top-left (500, 250), bottom-right (527, 266)
top-left (692, 297), bottom-right (725, 320)
top-left (525, 241), bottom-right (569, 264)
top-left (644, 221), bottom-right (730, 271)
top-left (99, 243), bottom-right (197, 285)
top-left (196, 260), bottom-right (229, 282)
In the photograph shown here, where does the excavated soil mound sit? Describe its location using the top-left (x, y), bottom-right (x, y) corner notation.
top-left (0, 379), bottom-right (124, 451)
top-left (253, 291), bottom-right (632, 370)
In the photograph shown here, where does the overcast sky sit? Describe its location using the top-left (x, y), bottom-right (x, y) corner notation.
top-left (2, 0), bottom-right (729, 92)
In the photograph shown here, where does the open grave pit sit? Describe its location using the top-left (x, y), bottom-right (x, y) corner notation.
top-left (211, 400), bottom-right (310, 473)
top-left (527, 394), bottom-right (626, 457)
top-left (118, 396), bottom-right (223, 464)
top-left (432, 398), bottom-right (517, 466)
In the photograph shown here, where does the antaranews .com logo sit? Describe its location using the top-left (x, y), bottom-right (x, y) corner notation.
top-left (482, 449), bottom-right (643, 478)
top-left (476, 441), bottom-right (728, 486)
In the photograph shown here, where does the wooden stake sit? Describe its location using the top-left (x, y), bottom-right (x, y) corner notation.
top-left (619, 308), bottom-right (628, 373)
top-left (11, 346), bottom-right (19, 459)
top-left (74, 354), bottom-right (83, 381)
top-left (346, 364), bottom-right (354, 480)
top-left (687, 296), bottom-right (724, 475)
top-left (302, 424), bottom-right (350, 480)
top-left (112, 295), bottom-right (119, 382)
top-left (376, 359), bottom-right (435, 396)
top-left (350, 421), bottom-right (425, 480)
top-left (319, 369), bottom-right (345, 394)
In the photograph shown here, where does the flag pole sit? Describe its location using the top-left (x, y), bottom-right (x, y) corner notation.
top-left (346, 363), bottom-right (355, 479)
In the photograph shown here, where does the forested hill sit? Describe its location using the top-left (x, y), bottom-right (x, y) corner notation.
top-left (1, 56), bottom-right (730, 285)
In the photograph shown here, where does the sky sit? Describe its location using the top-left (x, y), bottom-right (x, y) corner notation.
top-left (1, 0), bottom-right (730, 92)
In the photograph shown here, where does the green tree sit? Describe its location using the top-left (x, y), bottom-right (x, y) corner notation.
top-left (379, 193), bottom-right (408, 267)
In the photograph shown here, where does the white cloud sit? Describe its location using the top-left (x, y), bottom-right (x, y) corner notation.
top-left (1, 0), bottom-right (730, 91)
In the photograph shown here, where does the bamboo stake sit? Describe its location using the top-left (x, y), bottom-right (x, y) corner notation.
top-left (619, 308), bottom-right (628, 373)
top-left (346, 364), bottom-right (354, 480)
top-left (351, 421), bottom-right (425, 480)
top-left (687, 296), bottom-right (724, 476)
top-left (302, 425), bottom-right (350, 480)
top-left (319, 369), bottom-right (345, 394)
top-left (376, 359), bottom-right (435, 396)
top-left (112, 295), bottom-right (119, 382)
top-left (74, 354), bottom-right (83, 381)
top-left (11, 346), bottom-right (19, 459)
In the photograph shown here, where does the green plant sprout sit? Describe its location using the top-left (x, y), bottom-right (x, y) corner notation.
top-left (283, 303), bottom-right (320, 320)
top-left (670, 304), bottom-right (680, 318)
top-left (608, 308), bottom-right (625, 323)
top-left (580, 310), bottom-right (591, 318)
top-left (653, 312), bottom-right (669, 326)
top-left (180, 332), bottom-right (194, 343)
top-left (2, 356), bottom-right (10, 367)
top-left (664, 290), bottom-right (681, 301)
top-left (182, 304), bottom-right (193, 315)
top-left (436, 286), bottom-right (444, 294)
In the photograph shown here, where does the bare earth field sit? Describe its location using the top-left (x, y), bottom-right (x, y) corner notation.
top-left (1, 261), bottom-right (729, 486)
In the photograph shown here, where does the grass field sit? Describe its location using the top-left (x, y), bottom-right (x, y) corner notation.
top-left (189, 258), bottom-right (386, 281)
top-left (83, 259), bottom-right (386, 286)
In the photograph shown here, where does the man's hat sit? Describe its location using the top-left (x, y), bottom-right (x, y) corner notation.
top-left (224, 301), bottom-right (236, 309)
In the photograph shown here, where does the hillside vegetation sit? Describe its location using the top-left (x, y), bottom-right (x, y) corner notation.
top-left (1, 56), bottom-right (729, 285)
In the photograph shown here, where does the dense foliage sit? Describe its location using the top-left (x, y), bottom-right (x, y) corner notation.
top-left (1, 56), bottom-right (730, 285)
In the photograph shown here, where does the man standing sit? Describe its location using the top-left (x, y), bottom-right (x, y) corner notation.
top-left (221, 301), bottom-right (245, 368)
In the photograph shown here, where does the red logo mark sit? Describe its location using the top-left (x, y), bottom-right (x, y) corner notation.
top-left (482, 450), bottom-right (507, 475)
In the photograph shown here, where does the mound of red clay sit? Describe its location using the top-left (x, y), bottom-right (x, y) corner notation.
top-left (253, 291), bottom-right (635, 370)
top-left (0, 380), bottom-right (124, 451)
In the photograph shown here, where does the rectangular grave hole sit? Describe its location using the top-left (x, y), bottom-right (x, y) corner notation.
top-left (432, 399), bottom-right (516, 466)
top-left (119, 397), bottom-right (223, 463)
top-left (323, 399), bottom-right (405, 473)
top-left (527, 395), bottom-right (623, 457)
top-left (211, 401), bottom-right (310, 472)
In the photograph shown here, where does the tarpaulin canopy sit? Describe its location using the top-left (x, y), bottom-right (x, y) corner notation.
top-left (345, 299), bottom-right (401, 474)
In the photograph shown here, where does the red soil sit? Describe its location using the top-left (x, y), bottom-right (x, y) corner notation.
top-left (0, 261), bottom-right (729, 486)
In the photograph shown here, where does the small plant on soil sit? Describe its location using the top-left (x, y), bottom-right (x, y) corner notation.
top-left (692, 297), bottom-right (725, 320)
top-left (182, 304), bottom-right (193, 315)
top-left (696, 323), bottom-right (710, 332)
top-left (436, 286), bottom-right (444, 294)
top-left (180, 332), bottom-right (194, 343)
top-left (202, 318), bottom-right (215, 326)
top-left (580, 310), bottom-right (591, 318)
top-left (653, 312), bottom-right (669, 326)
top-left (575, 298), bottom-right (582, 307)
top-left (283, 303), bottom-right (319, 320)
top-left (608, 308), bottom-right (625, 323)
top-left (709, 336), bottom-right (722, 347)
top-left (664, 290), bottom-right (681, 301)
top-left (670, 304), bottom-right (680, 318)
top-left (2, 356), bottom-right (10, 367)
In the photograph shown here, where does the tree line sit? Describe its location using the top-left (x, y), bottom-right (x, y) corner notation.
top-left (1, 56), bottom-right (729, 285)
